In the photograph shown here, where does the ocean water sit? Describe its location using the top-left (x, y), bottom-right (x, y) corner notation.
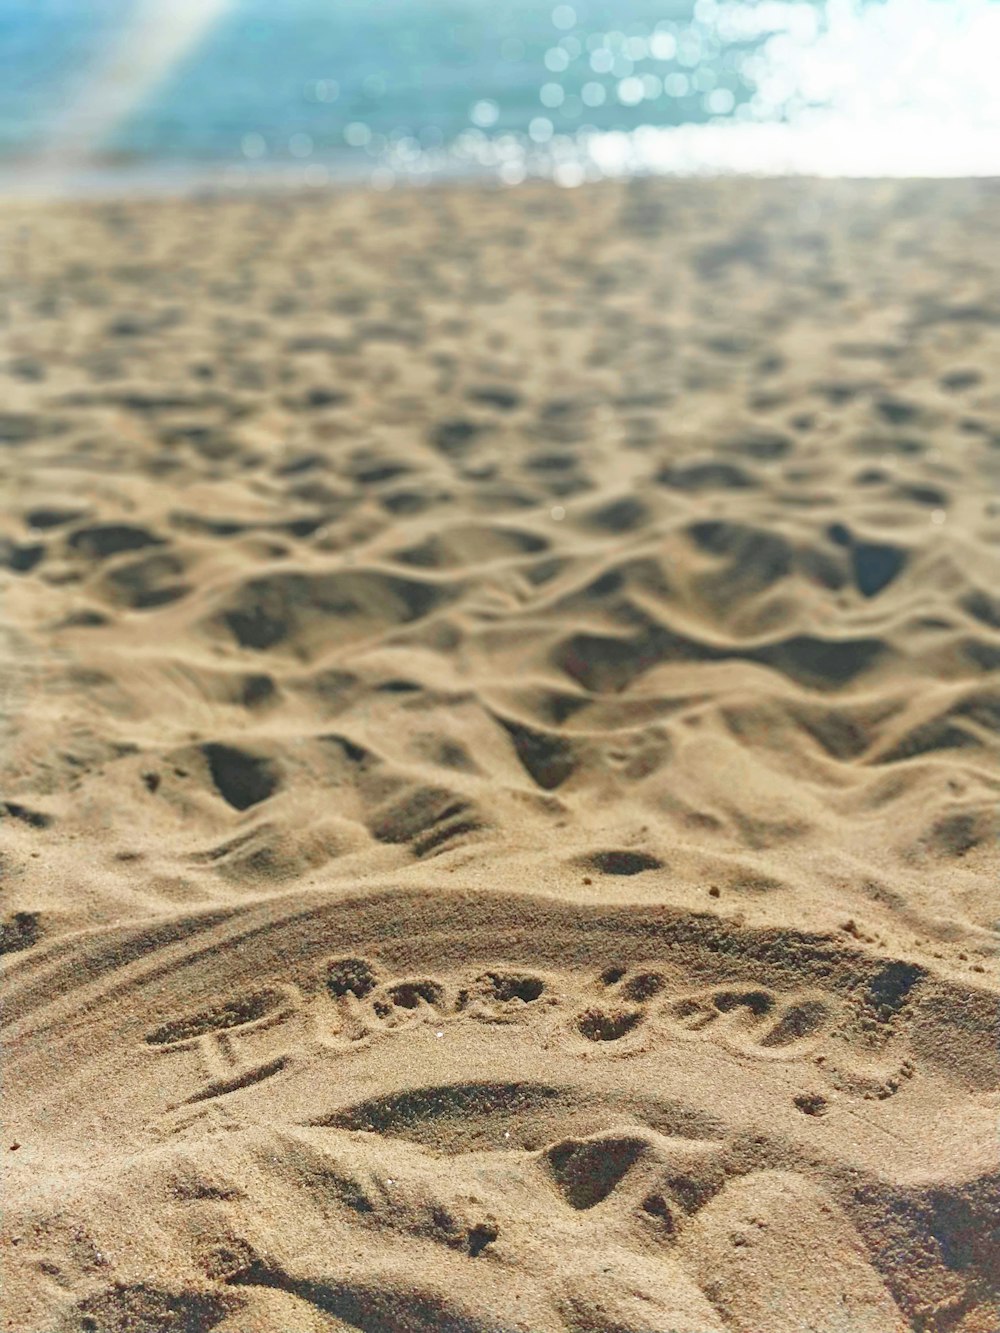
top-left (2, 0), bottom-right (999, 192)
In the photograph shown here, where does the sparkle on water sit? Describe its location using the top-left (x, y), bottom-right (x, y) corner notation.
top-left (2, 0), bottom-right (999, 193)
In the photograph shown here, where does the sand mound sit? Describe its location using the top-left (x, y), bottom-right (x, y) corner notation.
top-left (2, 178), bottom-right (999, 1331)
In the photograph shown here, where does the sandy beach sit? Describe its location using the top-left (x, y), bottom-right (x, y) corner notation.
top-left (2, 176), bottom-right (999, 1332)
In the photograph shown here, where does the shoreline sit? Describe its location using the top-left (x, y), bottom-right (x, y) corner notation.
top-left (4, 112), bottom-right (1000, 203)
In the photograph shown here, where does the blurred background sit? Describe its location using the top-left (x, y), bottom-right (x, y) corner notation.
top-left (2, 0), bottom-right (999, 194)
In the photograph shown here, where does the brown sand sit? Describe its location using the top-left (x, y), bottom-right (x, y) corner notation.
top-left (1, 176), bottom-right (999, 1332)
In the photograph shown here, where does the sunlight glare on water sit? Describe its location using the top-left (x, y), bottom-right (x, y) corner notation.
top-left (1, 0), bottom-right (998, 192)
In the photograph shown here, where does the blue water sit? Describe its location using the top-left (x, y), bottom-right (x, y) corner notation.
top-left (2, 0), bottom-right (999, 188)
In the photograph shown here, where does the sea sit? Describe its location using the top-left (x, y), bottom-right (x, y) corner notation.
top-left (1, 0), bottom-right (998, 195)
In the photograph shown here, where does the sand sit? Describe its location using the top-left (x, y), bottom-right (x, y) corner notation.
top-left (1, 175), bottom-right (998, 1332)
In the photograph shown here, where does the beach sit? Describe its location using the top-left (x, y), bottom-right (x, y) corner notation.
top-left (2, 175), bottom-right (999, 1331)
